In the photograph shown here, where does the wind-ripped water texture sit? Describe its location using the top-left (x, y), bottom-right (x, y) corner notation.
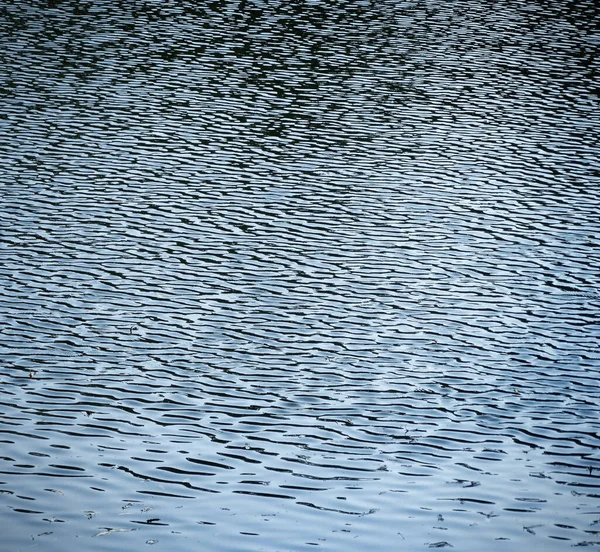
top-left (0, 0), bottom-right (599, 550)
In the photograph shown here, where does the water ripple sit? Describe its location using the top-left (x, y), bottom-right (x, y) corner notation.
top-left (1, 0), bottom-right (600, 550)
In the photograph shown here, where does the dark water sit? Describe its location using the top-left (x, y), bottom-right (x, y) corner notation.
top-left (1, 0), bottom-right (599, 550)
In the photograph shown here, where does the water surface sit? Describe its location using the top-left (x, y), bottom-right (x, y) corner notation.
top-left (1, 0), bottom-right (599, 550)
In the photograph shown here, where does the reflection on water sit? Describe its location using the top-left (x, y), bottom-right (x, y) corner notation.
top-left (1, 0), bottom-right (599, 549)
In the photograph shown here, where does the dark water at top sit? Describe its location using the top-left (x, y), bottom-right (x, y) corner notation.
top-left (1, 0), bottom-right (599, 550)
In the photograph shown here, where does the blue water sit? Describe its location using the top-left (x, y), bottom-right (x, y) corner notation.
top-left (1, 0), bottom-right (599, 550)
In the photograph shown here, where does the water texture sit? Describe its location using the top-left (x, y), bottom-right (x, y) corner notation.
top-left (1, 0), bottom-right (599, 550)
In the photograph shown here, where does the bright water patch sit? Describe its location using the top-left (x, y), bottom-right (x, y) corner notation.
top-left (1, 0), bottom-right (599, 550)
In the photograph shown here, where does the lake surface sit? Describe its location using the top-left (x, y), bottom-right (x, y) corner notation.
top-left (1, 0), bottom-right (599, 550)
